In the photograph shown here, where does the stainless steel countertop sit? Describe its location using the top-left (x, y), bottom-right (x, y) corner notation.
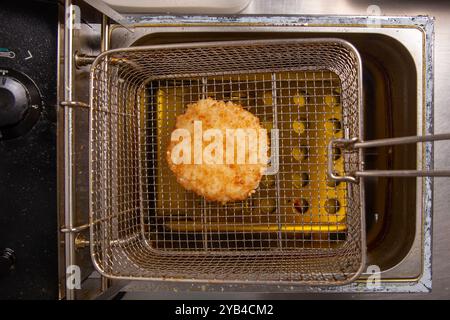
top-left (120, 0), bottom-right (450, 299)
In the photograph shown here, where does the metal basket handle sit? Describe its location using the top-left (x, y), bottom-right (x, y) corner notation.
top-left (328, 133), bottom-right (450, 183)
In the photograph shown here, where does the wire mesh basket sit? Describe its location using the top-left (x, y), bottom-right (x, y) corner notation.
top-left (89, 39), bottom-right (365, 285)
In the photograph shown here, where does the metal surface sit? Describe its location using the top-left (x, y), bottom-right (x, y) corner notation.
top-left (328, 134), bottom-right (450, 182)
top-left (83, 0), bottom-right (132, 30)
top-left (63, 0), bottom-right (77, 301)
top-left (89, 39), bottom-right (365, 285)
top-left (58, 0), bottom-right (109, 299)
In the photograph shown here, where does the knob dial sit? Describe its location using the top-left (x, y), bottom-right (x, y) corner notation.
top-left (0, 76), bottom-right (29, 126)
top-left (0, 69), bottom-right (41, 140)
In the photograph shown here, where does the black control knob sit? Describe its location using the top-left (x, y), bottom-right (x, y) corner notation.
top-left (0, 248), bottom-right (15, 277)
top-left (0, 69), bottom-right (41, 140)
top-left (0, 76), bottom-right (29, 126)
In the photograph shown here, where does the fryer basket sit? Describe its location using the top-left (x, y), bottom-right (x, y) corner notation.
top-left (89, 39), bottom-right (365, 285)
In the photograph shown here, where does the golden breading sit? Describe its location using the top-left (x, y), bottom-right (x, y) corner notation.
top-left (166, 98), bottom-right (268, 203)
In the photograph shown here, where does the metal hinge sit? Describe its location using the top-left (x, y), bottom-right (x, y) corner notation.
top-left (61, 223), bottom-right (90, 233)
top-left (60, 101), bottom-right (90, 109)
top-left (74, 52), bottom-right (96, 68)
